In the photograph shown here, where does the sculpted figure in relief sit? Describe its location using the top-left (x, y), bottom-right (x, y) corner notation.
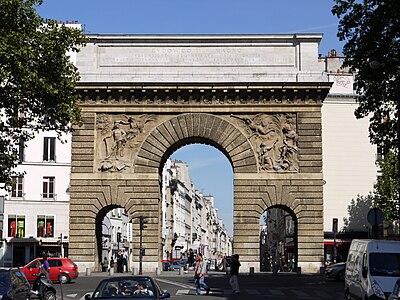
top-left (96, 114), bottom-right (156, 172)
top-left (231, 113), bottom-right (299, 172)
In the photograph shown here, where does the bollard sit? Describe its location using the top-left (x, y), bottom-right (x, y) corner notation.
top-left (133, 268), bottom-right (138, 275)
top-left (86, 267), bottom-right (91, 276)
top-left (297, 267), bottom-right (302, 275)
top-left (273, 264), bottom-right (278, 275)
top-left (109, 267), bottom-right (114, 276)
top-left (156, 267), bottom-right (161, 275)
top-left (249, 267), bottom-right (254, 276)
top-left (179, 267), bottom-right (184, 275)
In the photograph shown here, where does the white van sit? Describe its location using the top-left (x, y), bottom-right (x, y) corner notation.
top-left (345, 239), bottom-right (400, 300)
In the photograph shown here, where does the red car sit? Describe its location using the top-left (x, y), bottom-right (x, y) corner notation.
top-left (21, 257), bottom-right (79, 284)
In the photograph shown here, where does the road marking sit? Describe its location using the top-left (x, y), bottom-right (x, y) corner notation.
top-left (246, 289), bottom-right (260, 295)
top-left (269, 289), bottom-right (285, 296)
top-left (156, 278), bottom-right (193, 289)
top-left (223, 289), bottom-right (234, 295)
top-left (79, 293), bottom-right (92, 300)
top-left (176, 289), bottom-right (190, 295)
top-left (66, 294), bottom-right (78, 298)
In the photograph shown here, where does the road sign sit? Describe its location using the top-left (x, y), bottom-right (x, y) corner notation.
top-left (367, 208), bottom-right (384, 226)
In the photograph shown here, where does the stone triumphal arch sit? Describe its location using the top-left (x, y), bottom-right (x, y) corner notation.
top-left (70, 34), bottom-right (331, 273)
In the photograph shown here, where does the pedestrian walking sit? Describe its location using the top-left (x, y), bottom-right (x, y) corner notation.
top-left (194, 253), bottom-right (211, 295)
top-left (41, 254), bottom-right (50, 276)
top-left (117, 250), bottom-right (123, 273)
top-left (123, 249), bottom-right (128, 272)
top-left (110, 257), bottom-right (115, 272)
top-left (229, 254), bottom-right (241, 294)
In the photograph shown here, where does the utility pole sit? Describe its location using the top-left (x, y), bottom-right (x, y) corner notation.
top-left (139, 216), bottom-right (147, 275)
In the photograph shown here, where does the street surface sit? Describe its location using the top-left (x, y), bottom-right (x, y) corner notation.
top-left (55, 270), bottom-right (344, 300)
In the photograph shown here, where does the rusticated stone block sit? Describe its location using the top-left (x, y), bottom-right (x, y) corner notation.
top-left (298, 249), bottom-right (324, 257)
top-left (71, 160), bottom-right (94, 167)
top-left (72, 135), bottom-right (94, 142)
top-left (69, 248), bottom-right (95, 256)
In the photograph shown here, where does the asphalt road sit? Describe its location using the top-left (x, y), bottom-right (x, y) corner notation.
top-left (55, 271), bottom-right (344, 300)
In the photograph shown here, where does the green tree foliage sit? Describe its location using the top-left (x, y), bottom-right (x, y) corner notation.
top-left (0, 0), bottom-right (87, 184)
top-left (374, 151), bottom-right (399, 220)
top-left (343, 194), bottom-right (373, 232)
top-left (332, 0), bottom-right (399, 152)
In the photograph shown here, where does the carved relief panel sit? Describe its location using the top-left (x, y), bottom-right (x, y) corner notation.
top-left (231, 113), bottom-right (299, 172)
top-left (95, 114), bottom-right (157, 172)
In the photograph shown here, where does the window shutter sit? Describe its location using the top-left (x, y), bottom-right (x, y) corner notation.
top-left (49, 138), bottom-right (55, 161)
top-left (43, 138), bottom-right (49, 161)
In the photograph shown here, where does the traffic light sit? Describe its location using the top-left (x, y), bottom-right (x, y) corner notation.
top-left (117, 232), bottom-right (121, 243)
top-left (139, 216), bottom-right (148, 230)
top-left (332, 218), bottom-right (338, 233)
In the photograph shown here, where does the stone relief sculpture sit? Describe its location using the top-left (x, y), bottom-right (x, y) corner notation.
top-left (96, 114), bottom-right (157, 172)
top-left (231, 113), bottom-right (298, 172)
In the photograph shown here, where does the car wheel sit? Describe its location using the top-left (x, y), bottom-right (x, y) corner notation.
top-left (344, 289), bottom-right (351, 300)
top-left (338, 270), bottom-right (345, 281)
top-left (44, 290), bottom-right (56, 300)
top-left (59, 273), bottom-right (70, 284)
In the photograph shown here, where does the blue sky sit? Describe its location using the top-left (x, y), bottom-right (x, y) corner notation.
top-left (37, 0), bottom-right (344, 235)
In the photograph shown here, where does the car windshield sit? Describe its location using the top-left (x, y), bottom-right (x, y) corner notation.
top-left (92, 278), bottom-right (156, 298)
top-left (370, 253), bottom-right (400, 277)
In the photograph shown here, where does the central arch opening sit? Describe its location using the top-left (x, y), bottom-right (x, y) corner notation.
top-left (160, 143), bottom-right (234, 271)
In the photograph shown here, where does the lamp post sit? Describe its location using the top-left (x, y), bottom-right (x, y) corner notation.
top-left (369, 57), bottom-right (400, 226)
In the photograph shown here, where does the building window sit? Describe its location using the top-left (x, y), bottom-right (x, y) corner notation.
top-left (43, 137), bottom-right (56, 162)
top-left (37, 215), bottom-right (54, 237)
top-left (11, 176), bottom-right (24, 198)
top-left (8, 215), bottom-right (25, 238)
top-left (42, 177), bottom-right (55, 199)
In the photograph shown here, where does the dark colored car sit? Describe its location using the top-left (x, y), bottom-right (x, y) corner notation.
top-left (21, 257), bottom-right (79, 284)
top-left (171, 260), bottom-right (187, 271)
top-left (0, 268), bottom-right (31, 300)
top-left (324, 262), bottom-right (346, 281)
top-left (85, 276), bottom-right (170, 299)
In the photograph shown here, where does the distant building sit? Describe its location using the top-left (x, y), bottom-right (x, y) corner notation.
top-left (321, 50), bottom-right (378, 261)
top-left (161, 159), bottom-right (232, 263)
top-left (1, 131), bottom-right (71, 266)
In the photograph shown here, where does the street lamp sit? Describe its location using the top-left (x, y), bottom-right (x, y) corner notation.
top-left (368, 56), bottom-right (400, 224)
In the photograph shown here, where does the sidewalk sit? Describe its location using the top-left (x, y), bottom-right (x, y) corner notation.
top-left (81, 269), bottom-right (310, 278)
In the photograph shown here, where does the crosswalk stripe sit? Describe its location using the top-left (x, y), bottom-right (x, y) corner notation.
top-left (269, 289), bottom-right (285, 296)
top-left (223, 289), bottom-right (234, 295)
top-left (66, 294), bottom-right (78, 298)
top-left (176, 289), bottom-right (190, 295)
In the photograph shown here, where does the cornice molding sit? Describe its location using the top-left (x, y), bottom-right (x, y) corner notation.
top-left (76, 82), bottom-right (331, 106)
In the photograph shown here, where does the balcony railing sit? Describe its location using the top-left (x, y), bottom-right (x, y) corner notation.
top-left (40, 193), bottom-right (57, 201)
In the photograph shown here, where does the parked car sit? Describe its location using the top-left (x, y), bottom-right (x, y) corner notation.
top-left (21, 257), bottom-right (79, 284)
top-left (0, 267), bottom-right (31, 300)
top-left (84, 275), bottom-right (170, 299)
top-left (161, 261), bottom-right (172, 271)
top-left (171, 260), bottom-right (187, 271)
top-left (324, 262), bottom-right (346, 281)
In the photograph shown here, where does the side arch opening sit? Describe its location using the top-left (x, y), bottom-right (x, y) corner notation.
top-left (96, 205), bottom-right (130, 273)
top-left (259, 205), bottom-right (298, 273)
